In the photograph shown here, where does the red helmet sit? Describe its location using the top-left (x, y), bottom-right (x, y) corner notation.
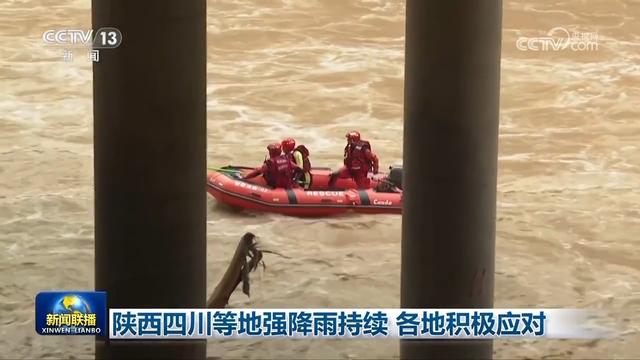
top-left (267, 143), bottom-right (282, 157)
top-left (281, 138), bottom-right (296, 153)
top-left (346, 130), bottom-right (361, 142)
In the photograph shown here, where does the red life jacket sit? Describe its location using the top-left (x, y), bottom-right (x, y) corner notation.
top-left (287, 145), bottom-right (311, 172)
top-left (265, 155), bottom-right (295, 188)
top-left (344, 140), bottom-right (372, 174)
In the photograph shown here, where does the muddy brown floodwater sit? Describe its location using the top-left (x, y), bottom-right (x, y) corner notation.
top-left (1, 0), bottom-right (639, 358)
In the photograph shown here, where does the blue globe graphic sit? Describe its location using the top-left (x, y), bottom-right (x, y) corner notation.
top-left (51, 295), bottom-right (92, 333)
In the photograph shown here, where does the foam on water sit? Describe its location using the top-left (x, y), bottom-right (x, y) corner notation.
top-left (1, 0), bottom-right (640, 359)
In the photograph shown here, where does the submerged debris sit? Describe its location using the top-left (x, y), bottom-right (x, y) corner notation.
top-left (207, 232), bottom-right (289, 308)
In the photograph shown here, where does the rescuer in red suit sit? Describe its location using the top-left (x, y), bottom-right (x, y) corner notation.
top-left (328, 130), bottom-right (379, 189)
top-left (244, 143), bottom-right (300, 189)
top-left (281, 137), bottom-right (312, 190)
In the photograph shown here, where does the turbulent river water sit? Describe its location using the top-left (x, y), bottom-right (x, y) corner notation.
top-left (1, 0), bottom-right (639, 358)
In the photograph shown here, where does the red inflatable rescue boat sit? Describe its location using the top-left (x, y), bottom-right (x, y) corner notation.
top-left (207, 166), bottom-right (402, 217)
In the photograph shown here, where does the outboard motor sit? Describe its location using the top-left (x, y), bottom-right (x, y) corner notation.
top-left (387, 165), bottom-right (403, 189)
top-left (376, 165), bottom-right (403, 193)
